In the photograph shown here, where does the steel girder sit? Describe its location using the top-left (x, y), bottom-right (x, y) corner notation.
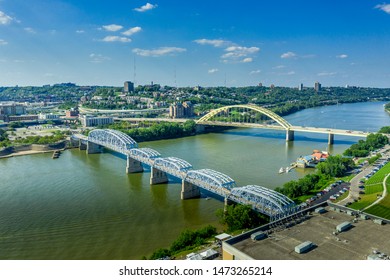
top-left (127, 148), bottom-right (161, 165)
top-left (185, 169), bottom-right (236, 197)
top-left (129, 148), bottom-right (161, 159)
top-left (153, 157), bottom-right (193, 179)
top-left (88, 129), bottom-right (138, 154)
top-left (196, 104), bottom-right (292, 129)
top-left (229, 185), bottom-right (296, 216)
top-left (270, 205), bottom-right (303, 222)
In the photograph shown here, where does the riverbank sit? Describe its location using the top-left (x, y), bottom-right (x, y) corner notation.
top-left (0, 141), bottom-right (67, 159)
top-left (0, 101), bottom-right (388, 259)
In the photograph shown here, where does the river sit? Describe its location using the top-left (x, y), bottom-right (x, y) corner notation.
top-left (0, 101), bottom-right (389, 259)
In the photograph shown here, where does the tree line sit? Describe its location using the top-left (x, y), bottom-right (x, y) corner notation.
top-left (275, 155), bottom-right (354, 200)
top-left (105, 120), bottom-right (197, 142)
top-left (147, 225), bottom-right (217, 260)
top-left (343, 133), bottom-right (389, 157)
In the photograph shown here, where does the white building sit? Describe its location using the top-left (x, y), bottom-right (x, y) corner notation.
top-left (38, 113), bottom-right (59, 120)
top-left (80, 115), bottom-right (113, 127)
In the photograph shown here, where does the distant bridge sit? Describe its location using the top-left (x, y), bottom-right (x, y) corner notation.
top-left (196, 105), bottom-right (370, 144)
top-left (71, 129), bottom-right (297, 219)
top-left (108, 104), bottom-right (371, 144)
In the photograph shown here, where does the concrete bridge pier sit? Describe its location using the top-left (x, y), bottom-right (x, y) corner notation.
top-left (150, 167), bottom-right (168, 185)
top-left (86, 141), bottom-right (103, 154)
top-left (196, 124), bottom-right (205, 133)
top-left (79, 141), bottom-right (87, 150)
top-left (286, 130), bottom-right (295, 142)
top-left (126, 156), bottom-right (144, 173)
top-left (69, 138), bottom-right (79, 148)
top-left (181, 180), bottom-right (200, 199)
top-left (224, 197), bottom-right (234, 213)
top-left (328, 133), bottom-right (334, 145)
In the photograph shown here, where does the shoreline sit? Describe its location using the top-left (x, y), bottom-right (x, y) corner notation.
top-left (0, 149), bottom-right (65, 159)
top-left (0, 141), bottom-right (68, 159)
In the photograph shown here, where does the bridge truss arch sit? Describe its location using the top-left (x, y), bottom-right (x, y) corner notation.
top-left (229, 185), bottom-right (296, 217)
top-left (153, 157), bottom-right (193, 179)
top-left (196, 104), bottom-right (292, 130)
top-left (88, 129), bottom-right (138, 154)
top-left (128, 148), bottom-right (161, 165)
top-left (185, 169), bottom-right (236, 197)
top-left (129, 148), bottom-right (161, 159)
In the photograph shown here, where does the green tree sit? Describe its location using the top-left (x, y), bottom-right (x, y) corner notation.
top-left (216, 204), bottom-right (267, 232)
top-left (379, 126), bottom-right (390, 134)
top-left (316, 155), bottom-right (353, 177)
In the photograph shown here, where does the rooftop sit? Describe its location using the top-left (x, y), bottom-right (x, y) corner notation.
top-left (225, 206), bottom-right (390, 260)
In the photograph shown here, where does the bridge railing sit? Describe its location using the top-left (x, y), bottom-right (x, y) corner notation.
top-left (153, 157), bottom-right (193, 179)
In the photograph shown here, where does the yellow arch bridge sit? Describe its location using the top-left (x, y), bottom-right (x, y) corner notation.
top-left (196, 104), bottom-right (370, 144)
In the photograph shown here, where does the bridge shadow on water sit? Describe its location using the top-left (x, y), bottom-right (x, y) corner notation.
top-left (215, 130), bottom-right (358, 145)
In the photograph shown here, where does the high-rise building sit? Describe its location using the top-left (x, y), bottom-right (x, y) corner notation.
top-left (0, 103), bottom-right (26, 116)
top-left (124, 81), bottom-right (134, 93)
top-left (169, 101), bottom-right (194, 119)
top-left (299, 83), bottom-right (303, 91)
top-left (169, 102), bottom-right (184, 118)
top-left (182, 101), bottom-right (194, 117)
top-left (314, 81), bottom-right (321, 92)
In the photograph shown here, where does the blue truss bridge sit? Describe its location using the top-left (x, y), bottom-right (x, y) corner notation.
top-left (71, 129), bottom-right (298, 220)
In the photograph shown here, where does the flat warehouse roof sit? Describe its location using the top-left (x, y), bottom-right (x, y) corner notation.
top-left (229, 207), bottom-right (390, 260)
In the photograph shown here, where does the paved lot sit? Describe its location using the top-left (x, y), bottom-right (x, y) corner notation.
top-left (8, 125), bottom-right (69, 141)
top-left (233, 206), bottom-right (390, 260)
top-left (340, 145), bottom-right (390, 206)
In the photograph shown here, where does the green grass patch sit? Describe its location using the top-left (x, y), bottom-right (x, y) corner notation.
top-left (335, 191), bottom-right (349, 202)
top-left (365, 162), bottom-right (390, 185)
top-left (365, 204), bottom-right (390, 220)
top-left (364, 183), bottom-right (383, 195)
top-left (349, 193), bottom-right (381, 210)
top-left (365, 181), bottom-right (390, 219)
top-left (340, 174), bottom-right (355, 183)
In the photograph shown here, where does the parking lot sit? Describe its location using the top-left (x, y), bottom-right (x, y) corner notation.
top-left (340, 145), bottom-right (390, 206)
top-left (7, 125), bottom-right (70, 141)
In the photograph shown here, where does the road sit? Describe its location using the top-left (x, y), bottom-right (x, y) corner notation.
top-left (339, 144), bottom-right (390, 206)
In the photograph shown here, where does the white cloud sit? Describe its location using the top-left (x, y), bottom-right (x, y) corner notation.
top-left (90, 53), bottom-right (110, 63)
top-left (281, 51), bottom-right (297, 59)
top-left (223, 46), bottom-right (259, 59)
top-left (222, 45), bottom-right (259, 63)
top-left (225, 46), bottom-right (259, 54)
top-left (195, 38), bottom-right (259, 63)
top-left (0, 39), bottom-right (8, 45)
top-left (250, 70), bottom-right (261, 75)
top-left (0, 10), bottom-right (12, 25)
top-left (287, 71), bottom-right (295, 75)
top-left (132, 47), bottom-right (186, 57)
top-left (193, 39), bottom-right (230, 47)
top-left (318, 72), bottom-right (337, 76)
top-left (102, 36), bottom-right (132, 43)
top-left (76, 30), bottom-right (85, 34)
top-left (122, 26), bottom-right (142, 36)
top-left (102, 24), bottom-right (123, 32)
top-left (134, 3), bottom-right (158, 12)
top-left (208, 68), bottom-right (219, 74)
top-left (273, 65), bottom-right (286, 69)
top-left (337, 54), bottom-right (348, 59)
top-left (24, 27), bottom-right (36, 34)
top-left (242, 57), bottom-right (253, 63)
top-left (375, 3), bottom-right (390, 14)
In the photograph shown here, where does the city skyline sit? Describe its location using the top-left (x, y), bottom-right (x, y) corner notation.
top-left (1, 1), bottom-right (390, 87)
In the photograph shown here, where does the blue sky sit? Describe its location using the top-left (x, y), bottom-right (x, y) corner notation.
top-left (1, 0), bottom-right (390, 87)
